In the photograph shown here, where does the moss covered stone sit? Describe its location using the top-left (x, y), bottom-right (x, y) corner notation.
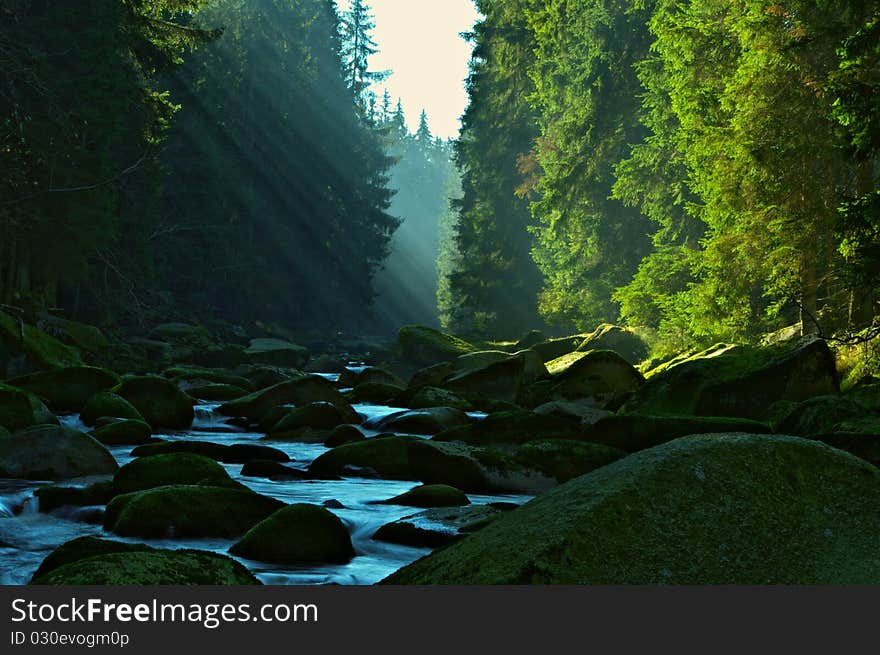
top-left (7, 366), bottom-right (121, 412)
top-left (0, 383), bottom-right (57, 431)
top-left (624, 338), bottom-right (839, 419)
top-left (407, 386), bottom-right (473, 411)
top-left (396, 325), bottom-right (478, 367)
top-left (0, 425), bottom-right (117, 480)
top-left (244, 338), bottom-right (309, 368)
top-left (547, 350), bottom-right (645, 403)
top-left (434, 410), bottom-right (585, 446)
top-left (80, 391), bottom-right (144, 426)
top-left (31, 548), bottom-right (259, 585)
top-left (381, 484), bottom-right (470, 508)
top-left (0, 310), bottom-right (83, 375)
top-left (184, 383), bottom-right (249, 401)
top-left (310, 436), bottom-right (421, 480)
top-left (269, 401), bottom-right (360, 434)
top-left (577, 324), bottom-right (649, 365)
top-left (324, 424), bottom-right (366, 447)
top-left (90, 419), bottom-right (152, 446)
top-left (514, 440), bottom-right (625, 482)
top-left (112, 453), bottom-right (240, 494)
top-left (373, 505), bottom-right (506, 548)
top-left (338, 366), bottom-right (404, 389)
top-left (219, 375), bottom-right (342, 421)
top-left (445, 351), bottom-right (548, 405)
top-left (408, 361), bottom-right (455, 389)
top-left (240, 460), bottom-right (310, 480)
top-left (165, 366), bottom-right (255, 391)
top-left (30, 536), bottom-right (154, 581)
top-left (116, 375), bottom-right (194, 429)
top-left (347, 382), bottom-right (405, 404)
top-left (776, 395), bottom-right (870, 436)
top-left (105, 485), bottom-right (284, 538)
top-left (229, 503), bottom-right (354, 565)
top-left (582, 414), bottom-right (772, 453)
top-left (530, 334), bottom-right (589, 363)
top-left (383, 433), bottom-right (880, 584)
top-left (375, 407), bottom-right (471, 435)
top-left (35, 481), bottom-right (115, 512)
top-left (130, 440), bottom-right (289, 463)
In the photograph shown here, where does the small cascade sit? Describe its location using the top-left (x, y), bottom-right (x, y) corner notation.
top-left (192, 403), bottom-right (241, 433)
top-left (58, 413), bottom-right (88, 432)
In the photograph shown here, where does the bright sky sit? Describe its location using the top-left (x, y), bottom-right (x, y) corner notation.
top-left (337, 0), bottom-right (481, 139)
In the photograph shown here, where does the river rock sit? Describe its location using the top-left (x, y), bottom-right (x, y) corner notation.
top-left (395, 325), bottom-right (478, 367)
top-left (244, 338), bottom-right (309, 368)
top-left (304, 354), bottom-right (348, 374)
top-left (434, 410), bottom-right (585, 446)
top-left (373, 505), bottom-right (506, 548)
top-left (577, 324), bottom-right (649, 364)
top-left (383, 433), bottom-right (880, 584)
top-left (623, 337), bottom-right (839, 419)
top-left (338, 366), bottom-right (405, 389)
top-left (776, 395), bottom-right (871, 436)
top-left (131, 440), bottom-right (289, 464)
top-left (324, 424), bottom-right (366, 447)
top-left (513, 440), bottom-right (625, 482)
top-left (230, 504), bottom-right (354, 565)
top-left (582, 414), bottom-right (772, 453)
top-left (6, 366), bottom-right (121, 412)
top-left (408, 361), bottom-right (455, 389)
top-left (89, 419), bottom-right (152, 445)
top-left (347, 382), bottom-right (405, 403)
top-left (30, 536), bottom-right (154, 581)
top-left (31, 548), bottom-right (259, 585)
top-left (530, 334), bottom-right (588, 363)
top-left (373, 407), bottom-right (471, 435)
top-left (105, 485), bottom-right (284, 538)
top-left (0, 383), bottom-right (58, 431)
top-left (116, 375), bottom-right (195, 429)
top-left (112, 453), bottom-right (241, 494)
top-left (35, 481), bottom-right (115, 512)
top-left (183, 383), bottom-right (249, 401)
top-left (0, 310), bottom-right (82, 376)
top-left (269, 401), bottom-right (360, 435)
top-left (406, 386), bottom-right (473, 411)
top-left (240, 460), bottom-right (310, 480)
top-left (219, 375), bottom-right (343, 421)
top-left (533, 401), bottom-right (612, 425)
top-left (445, 350), bottom-right (548, 405)
top-left (380, 484), bottom-right (470, 508)
top-left (546, 350), bottom-right (644, 405)
top-left (0, 425), bottom-right (117, 480)
top-left (80, 391), bottom-right (144, 426)
top-left (165, 365), bottom-right (255, 391)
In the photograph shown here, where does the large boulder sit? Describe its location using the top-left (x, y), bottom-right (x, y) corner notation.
top-left (406, 386), bottom-right (473, 411)
top-left (445, 350), bottom-right (548, 404)
top-left (268, 401), bottom-right (360, 436)
top-left (0, 425), bottom-right (117, 480)
top-left (218, 375), bottom-right (343, 421)
top-left (31, 547), bottom-right (259, 585)
top-left (111, 453), bottom-right (241, 495)
top-left (775, 395), bottom-right (871, 436)
top-left (530, 334), bottom-right (588, 363)
top-left (116, 375), bottom-right (194, 429)
top-left (513, 440), bottom-right (625, 482)
top-left (347, 382), bottom-right (406, 404)
top-left (104, 485), bottom-right (284, 538)
top-left (383, 434), bottom-right (880, 584)
top-left (546, 350), bottom-right (644, 404)
top-left (582, 414), bottom-right (771, 453)
top-left (408, 362), bottom-right (455, 389)
top-left (379, 484), bottom-right (470, 508)
top-left (434, 410), bottom-right (586, 446)
top-left (184, 383), bottom-right (249, 401)
top-left (164, 366), bottom-right (255, 391)
top-left (0, 310), bottom-right (83, 376)
top-left (80, 391), bottom-right (144, 426)
top-left (243, 338), bottom-right (309, 368)
top-left (338, 366), bottom-right (405, 389)
top-left (7, 366), bottom-right (120, 412)
top-left (373, 407), bottom-right (471, 435)
top-left (89, 419), bottom-right (152, 446)
top-left (624, 338), bottom-right (839, 419)
top-left (577, 324), bottom-right (649, 365)
top-left (229, 504), bottom-right (354, 565)
top-left (0, 383), bottom-right (58, 431)
top-left (395, 325), bottom-right (478, 367)
top-left (30, 536), bottom-right (153, 581)
top-left (310, 436), bottom-right (421, 480)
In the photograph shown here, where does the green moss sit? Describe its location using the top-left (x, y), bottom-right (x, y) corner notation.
top-left (229, 503), bottom-right (354, 565)
top-left (30, 536), bottom-right (154, 581)
top-left (31, 549), bottom-right (260, 585)
top-left (577, 324), bottom-right (649, 365)
top-left (115, 375), bottom-right (194, 429)
top-left (382, 484), bottom-right (471, 508)
top-left (396, 325), bottom-right (478, 366)
top-left (52, 318), bottom-right (109, 353)
top-left (0, 425), bottom-right (117, 480)
top-left (80, 392), bottom-right (144, 426)
top-left (0, 382), bottom-right (57, 430)
top-left (105, 485), bottom-right (284, 538)
top-left (408, 386), bottom-right (474, 411)
top-left (530, 334), bottom-right (589, 363)
top-left (218, 375), bottom-right (341, 421)
top-left (433, 410), bottom-right (585, 446)
top-left (384, 433), bottom-right (880, 584)
top-left (164, 366), bottom-right (255, 391)
top-left (546, 351), bottom-right (589, 376)
top-left (7, 366), bottom-right (121, 412)
top-left (269, 401), bottom-right (355, 434)
top-left (130, 440), bottom-right (289, 463)
top-left (0, 311), bottom-right (83, 372)
top-left (185, 383), bottom-right (249, 401)
top-left (244, 338), bottom-right (309, 367)
top-left (310, 436), bottom-right (422, 480)
top-left (112, 453), bottom-right (240, 495)
top-left (515, 439), bottom-right (625, 481)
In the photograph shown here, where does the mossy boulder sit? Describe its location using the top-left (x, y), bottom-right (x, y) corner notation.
top-left (372, 521), bottom-right (459, 549)
top-left (546, 350), bottom-right (644, 404)
top-left (310, 436), bottom-right (421, 480)
top-left (35, 481), bottom-right (115, 512)
top-left (184, 383), bottom-right (249, 401)
top-left (530, 334), bottom-right (588, 363)
top-left (445, 350), bottom-right (548, 405)
top-left (408, 361), bottom-right (455, 389)
top-left (380, 484), bottom-right (470, 508)
top-left (452, 350), bottom-right (511, 375)
top-left (338, 366), bottom-right (405, 389)
top-left (116, 375), bottom-right (194, 429)
top-left (218, 375), bottom-right (342, 421)
top-left (577, 324), bottom-right (649, 365)
top-left (50, 318), bottom-right (110, 354)
top-left (324, 424), bottom-right (366, 447)
top-left (244, 338), bottom-right (309, 368)
top-left (130, 440), bottom-right (289, 464)
top-left (434, 410), bottom-right (585, 446)
top-left (0, 383), bottom-right (58, 431)
top-left (240, 460), bottom-right (311, 480)
top-left (374, 407), bottom-right (471, 435)
top-left (396, 325), bottom-right (478, 367)
top-left (533, 401), bottom-right (612, 425)
top-left (0, 310), bottom-right (83, 376)
top-left (7, 366), bottom-right (121, 412)
top-left (582, 414), bottom-right (772, 453)
top-left (776, 395), bottom-right (870, 436)
top-left (89, 419), bottom-right (152, 446)
top-left (348, 382), bottom-right (406, 403)
top-left (31, 548), bottom-right (259, 585)
top-left (0, 425), bottom-right (117, 480)
top-left (105, 485), bottom-right (284, 538)
top-left (30, 536), bottom-right (154, 581)
top-left (112, 453), bottom-right (240, 495)
top-left (269, 401), bottom-right (360, 435)
top-left (373, 505), bottom-right (506, 548)
top-left (165, 366), bottom-right (255, 391)
top-left (304, 354), bottom-right (348, 374)
top-left (624, 338), bottom-right (839, 419)
top-left (383, 433), bottom-right (880, 584)
top-left (230, 503), bottom-right (354, 565)
top-left (80, 391), bottom-right (144, 426)
top-left (514, 440), bottom-right (625, 482)
top-left (406, 386), bottom-right (473, 411)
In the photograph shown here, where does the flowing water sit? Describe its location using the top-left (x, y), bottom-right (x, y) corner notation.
top-left (0, 390), bottom-right (530, 585)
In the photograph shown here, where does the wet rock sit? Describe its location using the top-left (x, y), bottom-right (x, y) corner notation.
top-left (379, 484), bottom-right (471, 508)
top-left (576, 324), bottom-right (649, 365)
top-left (130, 440), bottom-right (289, 464)
top-left (373, 407), bottom-right (471, 435)
top-left (0, 383), bottom-right (58, 431)
top-left (80, 391), bottom-right (144, 426)
top-left (338, 366), bottom-right (405, 389)
top-left (395, 325), bottom-right (478, 367)
top-left (112, 453), bottom-right (242, 494)
top-left (244, 338), bottom-right (309, 368)
top-left (89, 419), bottom-right (152, 446)
top-left (434, 410), bottom-right (585, 446)
top-left (116, 375), bottom-right (195, 429)
top-left (324, 424), bottom-right (366, 448)
top-left (240, 460), bottom-right (310, 480)
top-left (7, 366), bottom-right (120, 412)
top-left (0, 425), bottom-right (117, 480)
top-left (219, 375), bottom-right (343, 421)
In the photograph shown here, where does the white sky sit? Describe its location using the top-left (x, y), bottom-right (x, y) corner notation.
top-left (336, 0), bottom-right (481, 139)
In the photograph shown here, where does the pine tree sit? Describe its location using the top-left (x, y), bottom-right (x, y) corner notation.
top-left (339, 0), bottom-right (389, 114)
